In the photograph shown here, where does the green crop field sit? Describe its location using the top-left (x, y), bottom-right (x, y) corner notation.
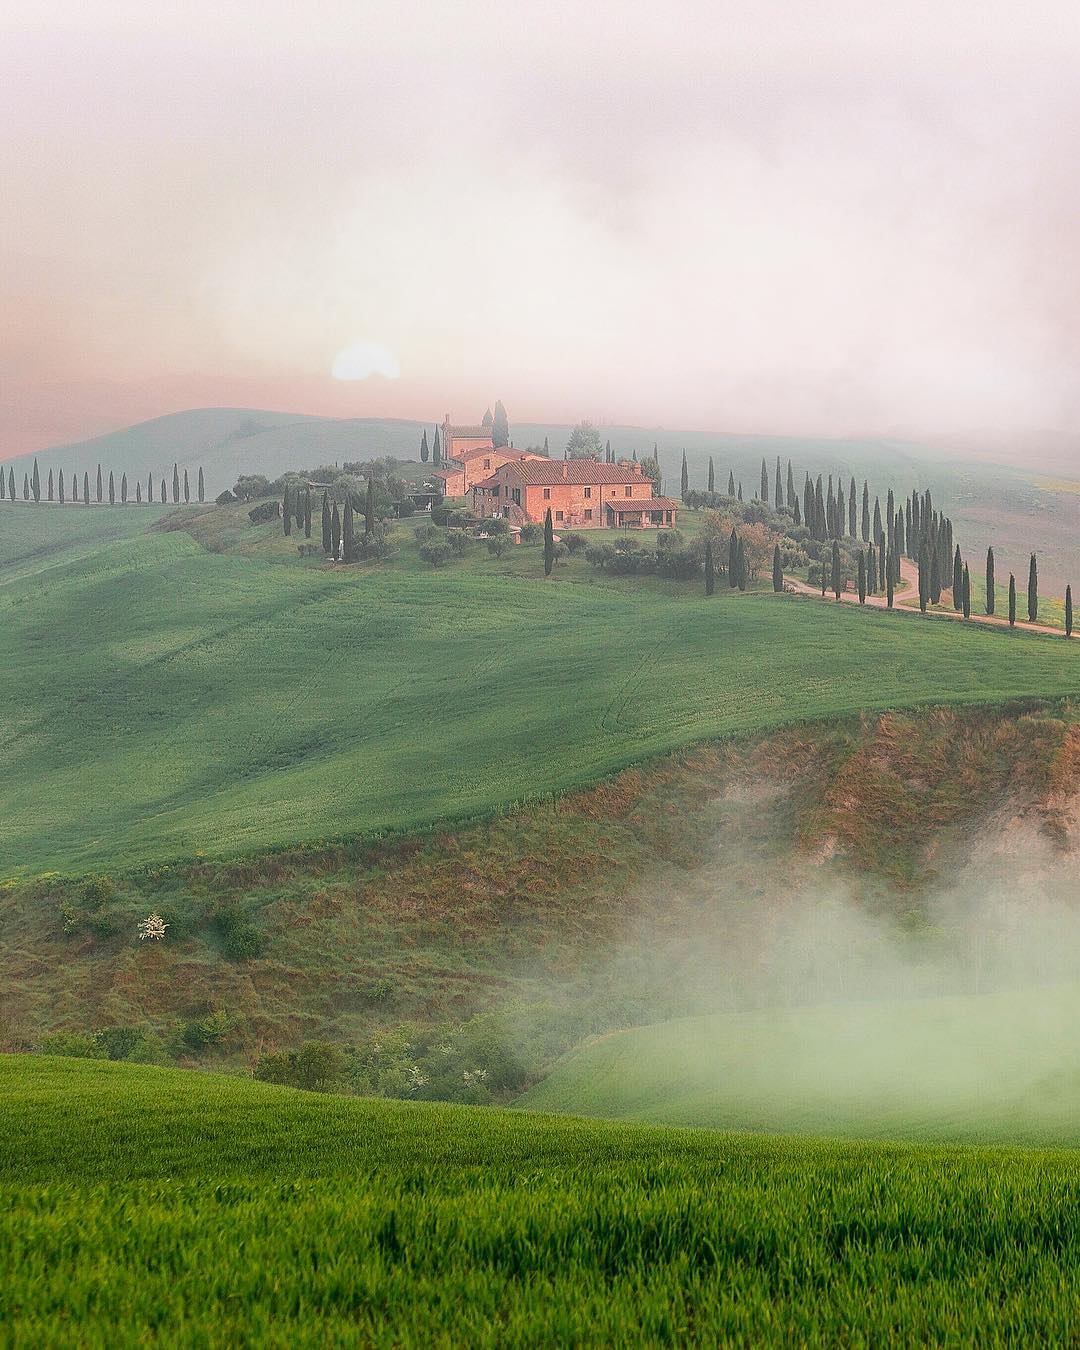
top-left (2, 505), bottom-right (1079, 876)
top-left (519, 984), bottom-right (1080, 1145)
top-left (4, 1055), bottom-right (1080, 1346)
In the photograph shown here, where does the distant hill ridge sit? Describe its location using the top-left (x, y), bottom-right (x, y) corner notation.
top-left (6, 406), bottom-right (939, 497)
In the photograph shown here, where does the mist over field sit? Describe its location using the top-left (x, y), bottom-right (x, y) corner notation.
top-left (521, 761), bottom-right (1080, 1138)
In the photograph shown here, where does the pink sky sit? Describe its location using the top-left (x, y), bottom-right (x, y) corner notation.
top-left (4, 1), bottom-right (1080, 456)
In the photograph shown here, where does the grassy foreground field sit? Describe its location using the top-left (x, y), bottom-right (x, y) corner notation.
top-left (3, 1055), bottom-right (1080, 1346)
top-left (2, 510), bottom-right (1079, 875)
top-left (519, 984), bottom-right (1080, 1145)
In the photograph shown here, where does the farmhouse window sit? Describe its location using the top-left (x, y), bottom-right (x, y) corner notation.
top-left (556, 511), bottom-right (564, 521)
top-left (584, 509), bottom-right (593, 521)
top-left (624, 486), bottom-right (632, 496)
top-left (584, 486), bottom-right (592, 498)
top-left (484, 459), bottom-right (491, 469)
top-left (543, 488), bottom-right (551, 499)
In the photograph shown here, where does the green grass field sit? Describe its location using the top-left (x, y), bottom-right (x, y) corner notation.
top-left (2, 505), bottom-right (1079, 875)
top-left (519, 983), bottom-right (1080, 1145)
top-left (4, 1055), bottom-right (1080, 1346)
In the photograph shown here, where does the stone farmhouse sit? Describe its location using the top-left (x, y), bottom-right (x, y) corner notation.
top-left (431, 415), bottom-right (544, 497)
top-left (471, 458), bottom-right (679, 530)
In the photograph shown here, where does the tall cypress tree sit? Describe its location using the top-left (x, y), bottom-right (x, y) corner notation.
top-left (775, 456), bottom-right (783, 508)
top-left (321, 492), bottom-right (332, 553)
top-left (32, 460), bottom-right (40, 503)
top-left (365, 477), bottom-right (375, 536)
top-left (1009, 573), bottom-right (1017, 626)
top-left (184, 469), bottom-right (190, 503)
top-left (108, 470), bottom-right (115, 505)
top-left (886, 556), bottom-right (895, 609)
top-left (680, 451), bottom-right (689, 501)
top-left (918, 540), bottom-right (929, 612)
top-left (47, 468), bottom-right (54, 501)
top-left (198, 467), bottom-right (205, 502)
top-left (813, 476), bottom-right (824, 540)
top-left (432, 427), bottom-right (442, 465)
top-left (787, 461), bottom-right (795, 506)
top-left (878, 542), bottom-right (886, 590)
top-left (160, 477), bottom-right (167, 503)
top-left (985, 547), bottom-right (995, 615)
top-left (331, 503), bottom-right (341, 557)
top-left (707, 456), bottom-right (715, 494)
top-left (857, 551), bottom-right (866, 603)
top-left (867, 543), bottom-right (877, 596)
top-left (147, 472), bottom-right (153, 503)
top-left (304, 488), bottom-right (312, 539)
top-left (121, 473), bottom-right (127, 504)
top-left (848, 477), bottom-right (857, 538)
top-left (759, 458), bottom-right (768, 502)
top-left (96, 464), bottom-right (103, 502)
top-left (772, 543), bottom-right (783, 592)
top-left (0, 464), bottom-right (5, 498)
top-left (172, 463), bottom-right (180, 502)
top-left (861, 481), bottom-right (870, 541)
top-left (704, 539), bottom-right (715, 596)
top-left (492, 400), bottom-right (509, 448)
top-left (929, 546), bottom-right (942, 604)
top-left (283, 489), bottom-right (292, 535)
top-left (962, 563), bottom-right (971, 619)
top-left (727, 528), bottom-right (738, 587)
top-left (342, 500), bottom-right (355, 562)
top-left (728, 469), bottom-right (736, 496)
top-left (23, 473), bottom-right (29, 500)
top-left (84, 471), bottom-right (90, 504)
top-left (294, 489), bottom-right (304, 531)
top-left (1028, 553), bottom-right (1038, 622)
top-left (737, 482), bottom-right (743, 502)
top-left (952, 545), bottom-right (963, 610)
top-left (793, 497), bottom-right (801, 526)
top-left (1066, 584), bottom-right (1073, 638)
top-left (8, 466), bottom-right (14, 501)
top-left (136, 481), bottom-right (142, 503)
top-left (420, 429), bottom-right (429, 462)
top-left (58, 469), bottom-right (64, 504)
top-left (872, 498), bottom-right (883, 548)
top-left (544, 507), bottom-right (555, 577)
top-left (894, 507), bottom-right (905, 558)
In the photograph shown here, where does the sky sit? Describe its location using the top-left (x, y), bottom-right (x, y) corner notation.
top-left (4, 1), bottom-right (1080, 457)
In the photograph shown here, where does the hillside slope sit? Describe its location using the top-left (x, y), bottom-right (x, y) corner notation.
top-left (3, 1056), bottom-right (1080, 1345)
top-left (2, 508), bottom-right (1079, 875)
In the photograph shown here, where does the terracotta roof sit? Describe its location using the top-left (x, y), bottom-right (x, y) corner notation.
top-left (472, 474), bottom-right (501, 490)
top-left (606, 496), bottom-right (679, 512)
top-left (431, 467), bottom-right (463, 480)
top-left (509, 460), bottom-right (650, 486)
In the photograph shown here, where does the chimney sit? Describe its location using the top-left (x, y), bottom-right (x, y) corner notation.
top-left (562, 461), bottom-right (568, 479)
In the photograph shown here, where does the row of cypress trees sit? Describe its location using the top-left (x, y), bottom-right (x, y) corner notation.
top-left (294, 478), bottom-right (379, 563)
top-left (1, 460), bottom-right (204, 507)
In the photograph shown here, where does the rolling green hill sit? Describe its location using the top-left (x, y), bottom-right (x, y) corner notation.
top-left (2, 505), bottom-right (1079, 876)
top-left (518, 984), bottom-right (1080, 1145)
top-left (4, 1055), bottom-right (1080, 1345)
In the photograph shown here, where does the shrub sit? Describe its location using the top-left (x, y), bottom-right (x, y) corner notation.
top-left (247, 499), bottom-right (280, 525)
top-left (447, 531), bottom-right (469, 556)
top-left (483, 516), bottom-right (509, 536)
top-left (215, 907), bottom-right (265, 961)
top-left (215, 489), bottom-right (236, 505)
top-left (519, 522), bottom-right (542, 544)
top-left (561, 531), bottom-right (588, 554)
top-left (486, 536), bottom-right (511, 558)
top-left (38, 1031), bottom-right (105, 1060)
top-left (419, 542), bottom-right (452, 568)
top-left (395, 500), bottom-right (415, 518)
top-left (183, 1008), bottom-right (233, 1051)
top-left (94, 1026), bottom-right (163, 1062)
top-left (255, 1041), bottom-right (348, 1093)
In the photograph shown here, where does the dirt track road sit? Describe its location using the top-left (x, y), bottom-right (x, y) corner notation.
top-left (785, 556), bottom-right (1074, 639)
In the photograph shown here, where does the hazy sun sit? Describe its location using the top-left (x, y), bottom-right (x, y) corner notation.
top-left (331, 342), bottom-right (401, 381)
